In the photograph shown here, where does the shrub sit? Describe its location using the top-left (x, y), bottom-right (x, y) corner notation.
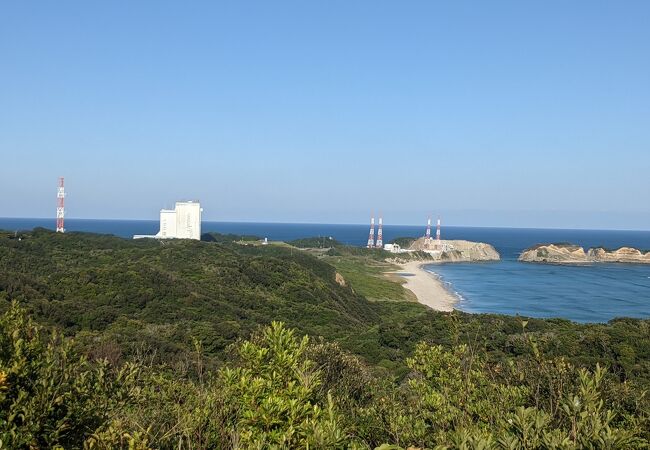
top-left (0, 302), bottom-right (140, 449)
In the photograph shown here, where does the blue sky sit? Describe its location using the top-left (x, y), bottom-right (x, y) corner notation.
top-left (1, 1), bottom-right (649, 229)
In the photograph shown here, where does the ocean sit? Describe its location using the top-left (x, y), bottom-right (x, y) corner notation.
top-left (2, 217), bottom-right (649, 323)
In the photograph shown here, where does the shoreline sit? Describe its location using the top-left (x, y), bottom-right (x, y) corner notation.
top-left (392, 261), bottom-right (459, 312)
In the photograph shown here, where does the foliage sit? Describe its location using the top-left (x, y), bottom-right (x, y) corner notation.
top-left (0, 229), bottom-right (375, 367)
top-left (289, 236), bottom-right (343, 249)
top-left (2, 230), bottom-right (650, 383)
top-left (406, 343), bottom-right (528, 435)
top-left (0, 302), bottom-right (141, 449)
top-left (219, 322), bottom-right (349, 448)
top-left (2, 230), bottom-right (650, 384)
top-left (1, 229), bottom-right (650, 447)
top-left (325, 245), bottom-right (394, 260)
top-left (201, 232), bottom-right (261, 243)
top-left (1, 307), bottom-right (647, 448)
top-left (326, 256), bottom-right (413, 302)
top-left (388, 237), bottom-right (416, 248)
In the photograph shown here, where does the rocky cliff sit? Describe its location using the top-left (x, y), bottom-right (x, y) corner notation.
top-left (408, 238), bottom-right (500, 262)
top-left (588, 246), bottom-right (650, 263)
top-left (519, 243), bottom-right (650, 264)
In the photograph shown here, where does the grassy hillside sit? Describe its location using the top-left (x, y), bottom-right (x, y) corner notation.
top-left (288, 236), bottom-right (343, 248)
top-left (1, 229), bottom-right (650, 382)
top-left (0, 229), bottom-right (377, 365)
top-left (1, 229), bottom-right (650, 447)
top-left (325, 255), bottom-right (416, 302)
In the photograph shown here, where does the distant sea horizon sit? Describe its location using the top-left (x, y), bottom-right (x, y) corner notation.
top-left (2, 216), bottom-right (649, 233)
top-left (2, 217), bottom-right (649, 324)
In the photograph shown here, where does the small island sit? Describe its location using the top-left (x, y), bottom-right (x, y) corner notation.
top-left (519, 243), bottom-right (650, 264)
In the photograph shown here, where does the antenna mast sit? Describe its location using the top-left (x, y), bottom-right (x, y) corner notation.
top-left (56, 177), bottom-right (65, 233)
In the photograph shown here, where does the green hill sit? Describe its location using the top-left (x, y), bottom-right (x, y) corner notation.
top-left (0, 229), bottom-right (379, 365)
top-left (1, 229), bottom-right (650, 447)
top-left (2, 229), bottom-right (650, 381)
top-left (288, 236), bottom-right (343, 248)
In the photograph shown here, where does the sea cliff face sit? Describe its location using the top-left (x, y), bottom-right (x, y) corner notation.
top-left (519, 243), bottom-right (650, 264)
top-left (588, 246), bottom-right (650, 263)
top-left (409, 238), bottom-right (500, 262)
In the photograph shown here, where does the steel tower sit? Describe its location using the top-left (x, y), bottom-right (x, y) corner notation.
top-left (56, 177), bottom-right (65, 233)
top-left (366, 216), bottom-right (375, 248)
top-left (375, 216), bottom-right (383, 248)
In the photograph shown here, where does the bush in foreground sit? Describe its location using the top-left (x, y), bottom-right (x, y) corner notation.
top-left (0, 303), bottom-right (647, 449)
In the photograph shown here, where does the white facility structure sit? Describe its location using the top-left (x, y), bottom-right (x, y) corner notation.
top-left (134, 201), bottom-right (202, 240)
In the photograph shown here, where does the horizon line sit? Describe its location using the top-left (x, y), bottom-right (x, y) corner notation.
top-left (1, 216), bottom-right (649, 233)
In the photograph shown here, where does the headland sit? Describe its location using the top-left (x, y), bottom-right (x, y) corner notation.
top-left (407, 237), bottom-right (500, 262)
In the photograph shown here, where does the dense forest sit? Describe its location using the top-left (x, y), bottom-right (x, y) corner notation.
top-left (1, 229), bottom-right (649, 448)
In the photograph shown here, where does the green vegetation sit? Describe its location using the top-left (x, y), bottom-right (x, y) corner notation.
top-left (289, 236), bottom-right (343, 248)
top-left (389, 236), bottom-right (417, 248)
top-left (1, 229), bottom-right (650, 447)
top-left (0, 229), bottom-right (377, 366)
top-left (325, 244), bottom-right (430, 262)
top-left (201, 232), bottom-right (261, 243)
top-left (2, 230), bottom-right (650, 377)
top-left (325, 256), bottom-right (414, 302)
top-left (326, 245), bottom-right (393, 260)
top-left (0, 305), bottom-right (647, 448)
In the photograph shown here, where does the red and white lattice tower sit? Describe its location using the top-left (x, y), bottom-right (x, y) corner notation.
top-left (436, 217), bottom-right (441, 241)
top-left (366, 216), bottom-right (375, 248)
top-left (56, 177), bottom-right (66, 233)
top-left (375, 216), bottom-right (383, 248)
top-left (425, 216), bottom-right (432, 240)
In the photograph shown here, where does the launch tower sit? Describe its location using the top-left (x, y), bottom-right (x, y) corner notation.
top-left (375, 216), bottom-right (383, 248)
top-left (56, 177), bottom-right (65, 233)
top-left (366, 216), bottom-right (375, 248)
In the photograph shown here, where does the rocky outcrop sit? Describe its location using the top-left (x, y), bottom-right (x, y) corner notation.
top-left (519, 243), bottom-right (650, 264)
top-left (588, 247), bottom-right (650, 263)
top-left (519, 243), bottom-right (589, 264)
top-left (409, 238), bottom-right (500, 262)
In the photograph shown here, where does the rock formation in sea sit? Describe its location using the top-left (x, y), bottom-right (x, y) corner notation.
top-left (408, 237), bottom-right (500, 262)
top-left (519, 243), bottom-right (650, 264)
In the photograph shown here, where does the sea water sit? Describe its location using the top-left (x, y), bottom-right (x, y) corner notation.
top-left (2, 218), bottom-right (649, 323)
top-left (420, 227), bottom-right (650, 323)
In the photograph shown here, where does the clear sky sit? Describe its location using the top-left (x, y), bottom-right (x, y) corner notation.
top-left (2, 1), bottom-right (649, 229)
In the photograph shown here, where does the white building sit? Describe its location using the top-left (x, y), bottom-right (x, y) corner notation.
top-left (383, 243), bottom-right (403, 253)
top-left (134, 201), bottom-right (202, 240)
top-left (158, 208), bottom-right (177, 238)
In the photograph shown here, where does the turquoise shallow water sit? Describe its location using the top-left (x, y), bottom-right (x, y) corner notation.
top-left (2, 218), bottom-right (650, 322)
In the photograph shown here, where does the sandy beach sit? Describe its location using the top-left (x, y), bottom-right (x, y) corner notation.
top-left (393, 261), bottom-right (458, 312)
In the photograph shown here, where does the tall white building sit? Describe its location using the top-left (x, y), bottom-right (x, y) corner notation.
top-left (134, 201), bottom-right (202, 240)
top-left (158, 208), bottom-right (177, 238)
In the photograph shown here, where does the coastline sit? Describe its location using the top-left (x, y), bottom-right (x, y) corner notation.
top-left (392, 261), bottom-right (458, 312)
